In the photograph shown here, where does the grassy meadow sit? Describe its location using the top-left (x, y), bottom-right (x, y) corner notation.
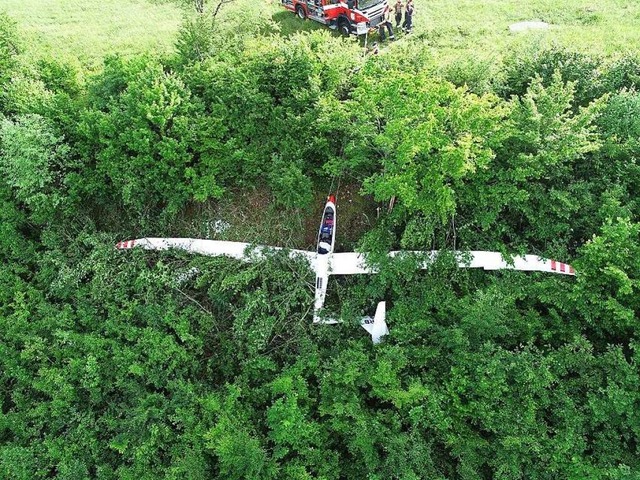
top-left (3, 0), bottom-right (640, 67)
top-left (1, 0), bottom-right (183, 66)
top-left (414, 0), bottom-right (640, 60)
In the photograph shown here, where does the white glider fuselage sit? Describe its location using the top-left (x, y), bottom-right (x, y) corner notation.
top-left (313, 195), bottom-right (336, 324)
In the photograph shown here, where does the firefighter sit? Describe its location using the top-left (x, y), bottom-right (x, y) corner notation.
top-left (402, 0), bottom-right (414, 32)
top-left (394, 0), bottom-right (403, 28)
top-left (378, 3), bottom-right (395, 41)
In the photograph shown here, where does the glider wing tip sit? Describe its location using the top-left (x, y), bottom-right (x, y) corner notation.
top-left (115, 239), bottom-right (136, 249)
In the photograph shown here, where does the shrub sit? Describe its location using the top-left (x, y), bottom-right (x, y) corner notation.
top-left (0, 114), bottom-right (69, 222)
top-left (500, 45), bottom-right (601, 105)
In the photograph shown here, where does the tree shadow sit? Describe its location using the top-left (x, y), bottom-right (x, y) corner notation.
top-left (271, 10), bottom-right (332, 37)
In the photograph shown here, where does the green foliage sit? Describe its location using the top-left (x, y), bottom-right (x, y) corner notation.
top-left (325, 61), bottom-right (504, 247)
top-left (0, 114), bottom-right (70, 222)
top-left (2, 74), bottom-right (54, 116)
top-left (81, 58), bottom-right (222, 214)
top-left (267, 155), bottom-right (314, 208)
top-left (440, 54), bottom-right (499, 95)
top-left (0, 185), bottom-right (37, 268)
top-left (0, 12), bottom-right (21, 65)
top-left (2, 235), bottom-right (214, 478)
top-left (34, 56), bottom-right (82, 96)
top-left (595, 89), bottom-right (640, 163)
top-left (1, 55), bottom-right (83, 119)
top-left (179, 32), bottom-right (360, 208)
top-left (598, 54), bottom-right (640, 93)
top-left (175, 13), bottom-right (220, 64)
top-left (453, 71), bottom-right (601, 257)
top-left (500, 46), bottom-right (601, 105)
top-left (573, 217), bottom-right (640, 339)
top-left (2, 12), bottom-right (640, 480)
top-left (175, 4), bottom-right (275, 64)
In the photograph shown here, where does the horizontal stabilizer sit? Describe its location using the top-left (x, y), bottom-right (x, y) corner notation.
top-left (360, 301), bottom-right (388, 344)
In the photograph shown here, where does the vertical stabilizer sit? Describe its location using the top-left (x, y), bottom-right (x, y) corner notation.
top-left (360, 301), bottom-right (388, 344)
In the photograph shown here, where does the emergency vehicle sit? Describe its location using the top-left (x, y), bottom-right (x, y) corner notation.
top-left (281, 0), bottom-right (388, 36)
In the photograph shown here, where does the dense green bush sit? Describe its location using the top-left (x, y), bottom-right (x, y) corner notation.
top-left (453, 72), bottom-right (602, 257)
top-left (0, 114), bottom-right (70, 223)
top-left (499, 45), bottom-right (601, 106)
top-left (597, 54), bottom-right (640, 97)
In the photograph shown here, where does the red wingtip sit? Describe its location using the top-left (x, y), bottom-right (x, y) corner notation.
top-left (116, 240), bottom-right (136, 249)
top-left (328, 194), bottom-right (336, 204)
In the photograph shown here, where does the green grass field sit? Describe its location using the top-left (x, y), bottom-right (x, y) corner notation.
top-left (4, 0), bottom-right (640, 66)
top-left (2, 0), bottom-right (183, 66)
top-left (416, 0), bottom-right (640, 58)
top-left (272, 0), bottom-right (640, 52)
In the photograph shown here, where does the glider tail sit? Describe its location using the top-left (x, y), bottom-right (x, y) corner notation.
top-left (360, 301), bottom-right (388, 344)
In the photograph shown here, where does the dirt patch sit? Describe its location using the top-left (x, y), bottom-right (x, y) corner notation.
top-left (175, 184), bottom-right (379, 251)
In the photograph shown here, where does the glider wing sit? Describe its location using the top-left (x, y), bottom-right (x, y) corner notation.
top-left (328, 252), bottom-right (374, 275)
top-left (116, 238), bottom-right (316, 267)
top-left (459, 251), bottom-right (575, 275)
top-left (328, 250), bottom-right (575, 276)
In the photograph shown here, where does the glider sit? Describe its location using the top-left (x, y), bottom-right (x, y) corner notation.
top-left (116, 195), bottom-right (575, 343)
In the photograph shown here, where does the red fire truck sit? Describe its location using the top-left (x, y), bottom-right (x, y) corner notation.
top-left (281, 0), bottom-right (388, 36)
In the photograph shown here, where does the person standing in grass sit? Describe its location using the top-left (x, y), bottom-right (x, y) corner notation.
top-left (394, 0), bottom-right (404, 28)
top-left (378, 3), bottom-right (395, 41)
top-left (403, 0), bottom-right (414, 32)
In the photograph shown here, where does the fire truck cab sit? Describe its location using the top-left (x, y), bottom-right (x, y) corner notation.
top-left (281, 0), bottom-right (387, 36)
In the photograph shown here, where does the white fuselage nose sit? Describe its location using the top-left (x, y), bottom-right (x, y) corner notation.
top-left (313, 199), bottom-right (337, 323)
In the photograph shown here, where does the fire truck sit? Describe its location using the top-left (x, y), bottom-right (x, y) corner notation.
top-left (281, 0), bottom-right (388, 36)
